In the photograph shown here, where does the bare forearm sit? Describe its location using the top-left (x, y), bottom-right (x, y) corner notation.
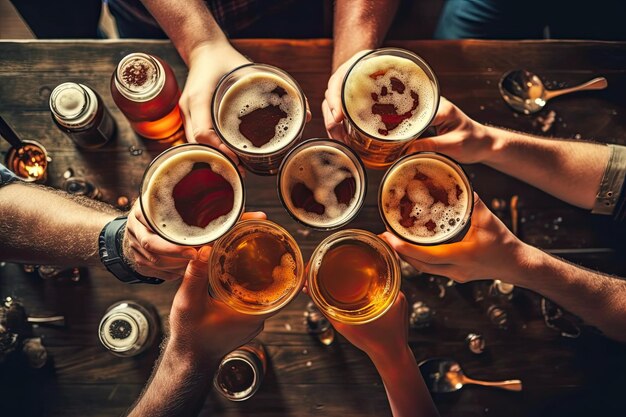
top-left (370, 346), bottom-right (439, 417)
top-left (140, 0), bottom-right (231, 63)
top-left (127, 341), bottom-right (218, 417)
top-left (483, 126), bottom-right (609, 209)
top-left (509, 244), bottom-right (626, 342)
top-left (0, 183), bottom-right (119, 266)
top-left (332, 0), bottom-right (399, 70)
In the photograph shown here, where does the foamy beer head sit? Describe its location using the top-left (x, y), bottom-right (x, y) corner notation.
top-left (209, 219), bottom-right (305, 315)
top-left (308, 229), bottom-right (401, 325)
top-left (380, 152), bottom-right (473, 245)
top-left (343, 48), bottom-right (438, 141)
top-left (212, 64), bottom-right (306, 174)
top-left (140, 144), bottom-right (245, 246)
top-left (278, 139), bottom-right (366, 229)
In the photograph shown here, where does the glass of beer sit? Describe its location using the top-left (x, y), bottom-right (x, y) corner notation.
top-left (277, 138), bottom-right (367, 230)
top-left (208, 219), bottom-right (304, 315)
top-left (139, 143), bottom-right (245, 246)
top-left (211, 63), bottom-right (307, 175)
top-left (379, 152), bottom-right (474, 245)
top-left (341, 48), bottom-right (440, 169)
top-left (307, 229), bottom-right (400, 325)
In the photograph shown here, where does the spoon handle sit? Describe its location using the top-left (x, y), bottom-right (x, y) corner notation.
top-left (544, 77), bottom-right (608, 100)
top-left (0, 115), bottom-right (25, 148)
top-left (463, 376), bottom-right (523, 391)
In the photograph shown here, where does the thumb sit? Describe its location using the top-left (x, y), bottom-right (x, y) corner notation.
top-left (178, 247), bottom-right (211, 302)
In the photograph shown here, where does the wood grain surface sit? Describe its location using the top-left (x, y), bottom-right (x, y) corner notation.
top-left (1, 40), bottom-right (625, 417)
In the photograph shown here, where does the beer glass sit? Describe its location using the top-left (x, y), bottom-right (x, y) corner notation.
top-left (379, 152), bottom-right (474, 245)
top-left (341, 48), bottom-right (440, 169)
top-left (139, 143), bottom-right (245, 246)
top-left (211, 63), bottom-right (307, 175)
top-left (307, 229), bottom-right (400, 325)
top-left (209, 219), bottom-right (305, 315)
top-left (277, 138), bottom-right (367, 230)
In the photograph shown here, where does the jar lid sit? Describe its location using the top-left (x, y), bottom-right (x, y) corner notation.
top-left (114, 52), bottom-right (165, 102)
top-left (50, 82), bottom-right (97, 128)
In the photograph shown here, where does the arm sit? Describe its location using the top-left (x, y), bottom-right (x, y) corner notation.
top-left (332, 0), bottom-right (399, 72)
top-left (323, 0), bottom-right (400, 140)
top-left (0, 182), bottom-right (118, 266)
top-left (409, 97), bottom-right (611, 209)
top-left (139, 0), bottom-right (249, 148)
top-left (485, 128), bottom-right (608, 209)
top-left (371, 345), bottom-right (437, 417)
top-left (329, 293), bottom-right (439, 417)
top-left (511, 244), bottom-right (626, 342)
top-left (0, 182), bottom-right (195, 280)
top-left (127, 241), bottom-right (267, 416)
top-left (382, 196), bottom-right (626, 343)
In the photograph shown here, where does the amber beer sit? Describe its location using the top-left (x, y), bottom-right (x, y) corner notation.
top-left (341, 48), bottom-right (440, 169)
top-left (214, 340), bottom-right (267, 401)
top-left (212, 64), bottom-right (307, 175)
top-left (307, 229), bottom-right (400, 324)
top-left (111, 52), bottom-right (184, 141)
top-left (379, 152), bottom-right (473, 245)
top-left (277, 139), bottom-right (367, 230)
top-left (140, 144), bottom-right (245, 246)
top-left (209, 219), bottom-right (304, 314)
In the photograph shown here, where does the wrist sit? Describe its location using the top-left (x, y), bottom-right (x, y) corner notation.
top-left (188, 41), bottom-right (248, 70)
top-left (477, 125), bottom-right (505, 165)
top-left (368, 344), bottom-right (413, 371)
top-left (167, 335), bottom-right (220, 375)
top-left (503, 241), bottom-right (546, 287)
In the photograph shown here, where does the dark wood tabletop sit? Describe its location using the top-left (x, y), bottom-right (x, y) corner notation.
top-left (1, 39), bottom-right (626, 417)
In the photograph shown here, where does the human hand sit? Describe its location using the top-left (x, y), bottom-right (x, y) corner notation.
top-left (328, 292), bottom-right (409, 362)
top-left (322, 50), bottom-right (372, 142)
top-left (123, 201), bottom-right (266, 281)
top-left (381, 194), bottom-right (526, 283)
top-left (406, 97), bottom-right (493, 164)
top-left (179, 42), bottom-right (249, 162)
top-left (168, 245), bottom-right (267, 364)
top-left (123, 200), bottom-right (198, 281)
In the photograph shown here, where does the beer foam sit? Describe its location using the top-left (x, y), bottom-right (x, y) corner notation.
top-left (282, 145), bottom-right (362, 227)
top-left (218, 72), bottom-right (304, 153)
top-left (344, 54), bottom-right (436, 140)
top-left (382, 158), bottom-right (470, 244)
top-left (226, 252), bottom-right (298, 305)
top-left (144, 149), bottom-right (243, 245)
top-left (118, 55), bottom-right (158, 93)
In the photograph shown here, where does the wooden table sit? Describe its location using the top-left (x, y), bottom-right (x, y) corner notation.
top-left (1, 40), bottom-right (626, 417)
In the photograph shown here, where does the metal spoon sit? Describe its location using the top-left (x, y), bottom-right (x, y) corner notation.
top-left (419, 358), bottom-right (522, 393)
top-left (499, 69), bottom-right (607, 114)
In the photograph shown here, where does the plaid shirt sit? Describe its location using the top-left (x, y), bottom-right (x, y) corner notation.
top-left (108, 0), bottom-right (296, 36)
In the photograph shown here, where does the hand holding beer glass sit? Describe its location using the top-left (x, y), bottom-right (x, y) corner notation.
top-left (212, 63), bottom-right (308, 175)
top-left (381, 194), bottom-right (528, 285)
top-left (179, 42), bottom-right (250, 148)
top-left (326, 48), bottom-right (440, 169)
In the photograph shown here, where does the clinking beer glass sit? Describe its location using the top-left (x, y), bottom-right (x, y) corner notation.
top-left (341, 48), bottom-right (440, 169)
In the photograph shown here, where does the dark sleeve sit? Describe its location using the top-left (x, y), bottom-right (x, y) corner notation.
top-left (0, 163), bottom-right (20, 188)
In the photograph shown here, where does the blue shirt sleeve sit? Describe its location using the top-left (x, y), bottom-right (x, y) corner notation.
top-left (0, 163), bottom-right (20, 187)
